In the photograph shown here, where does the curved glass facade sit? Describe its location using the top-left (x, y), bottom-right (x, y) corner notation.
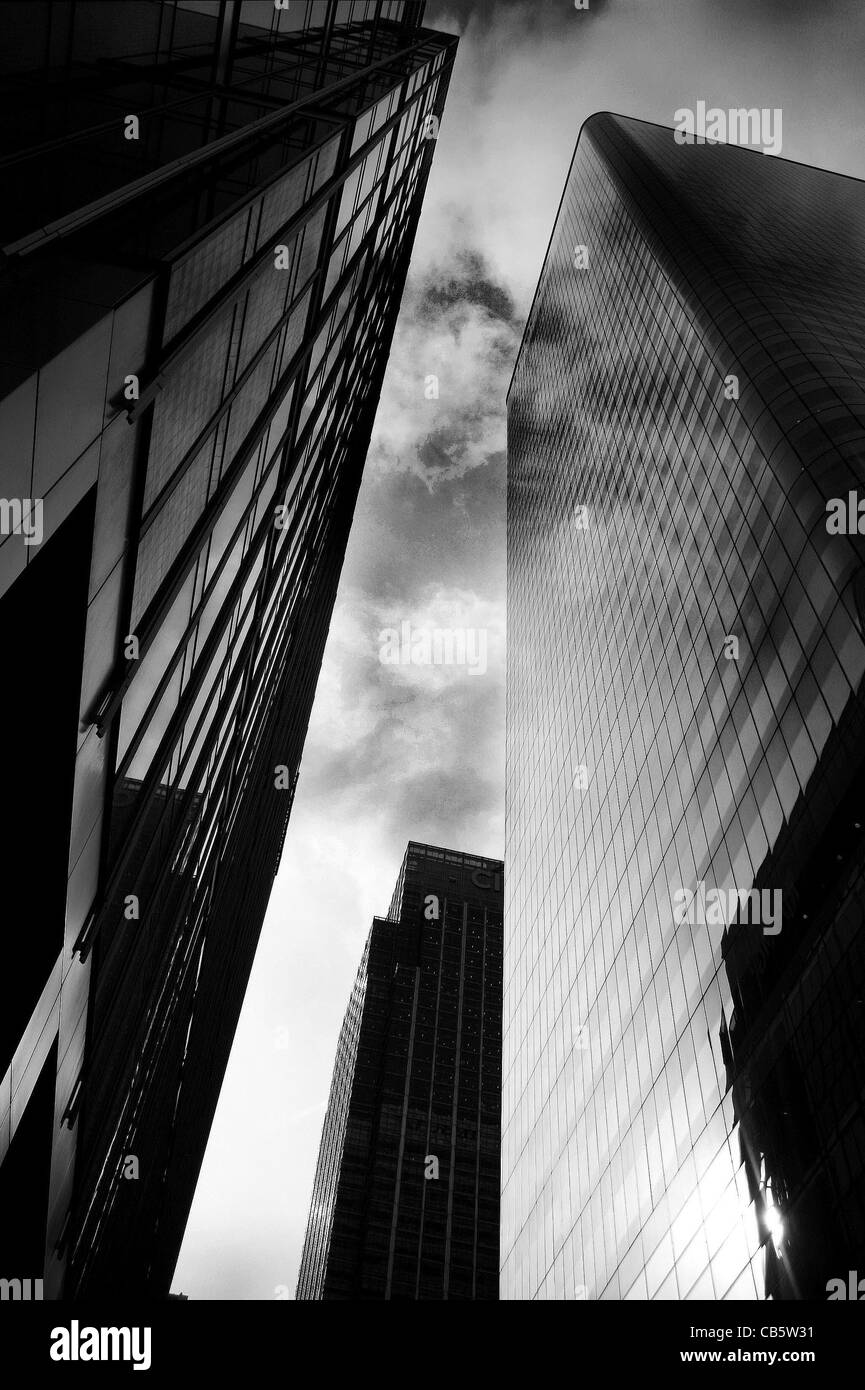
top-left (504, 114), bottom-right (865, 1300)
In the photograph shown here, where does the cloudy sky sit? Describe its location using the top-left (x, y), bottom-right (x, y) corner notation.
top-left (173, 0), bottom-right (865, 1299)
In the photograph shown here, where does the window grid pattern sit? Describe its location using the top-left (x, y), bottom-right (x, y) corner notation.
top-left (504, 114), bottom-right (865, 1302)
top-left (297, 844), bottom-right (503, 1301)
top-left (56, 7), bottom-right (457, 1296)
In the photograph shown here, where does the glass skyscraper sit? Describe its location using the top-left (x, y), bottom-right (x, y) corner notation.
top-left (297, 842), bottom-right (503, 1299)
top-left (0, 0), bottom-right (455, 1298)
top-left (505, 113), bottom-right (865, 1300)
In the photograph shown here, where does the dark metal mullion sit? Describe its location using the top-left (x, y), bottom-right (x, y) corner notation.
top-left (238, 576), bottom-right (339, 831)
top-left (259, 473), bottom-right (336, 646)
top-left (96, 576), bottom-right (273, 912)
top-left (111, 427), bottom-right (277, 766)
top-left (137, 259), bottom-right (319, 535)
top-left (239, 459), bottom-right (350, 740)
top-left (195, 1), bottom-right (240, 238)
top-left (78, 478), bottom-right (329, 964)
top-left (247, 481), bottom-right (331, 675)
top-left (228, 421), bottom-right (359, 785)
top-left (116, 482), bottom-right (286, 790)
top-left (228, 538), bottom-right (346, 836)
top-left (85, 404), bottom-right (350, 956)
top-left (472, 910), bottom-right (490, 1299)
top-left (83, 63), bottom-right (444, 942)
top-left (134, 544), bottom-right (253, 806)
top-left (267, 104), bottom-right (354, 471)
top-left (283, 347), bottom-right (373, 554)
top-left (85, 260), bottom-right (174, 969)
top-left (78, 572), bottom-right (335, 1276)
top-left (5, 34), bottom-right (436, 256)
top-left (173, 548), bottom-right (207, 785)
top-left (139, 760), bottom-right (273, 1270)
top-left (248, 472), bottom-right (342, 712)
top-left (367, 1), bottom-right (384, 64)
top-left (213, 0), bottom-right (240, 88)
top-left (240, 355), bottom-right (385, 768)
top-left (77, 604), bottom-right (262, 960)
top-left (143, 55), bottom-right (450, 384)
top-left (122, 47), bottom-right (348, 110)
top-left (94, 329), bottom-right (318, 732)
top-left (209, 585), bottom-right (326, 867)
top-left (0, 80), bottom-right (243, 172)
top-left (274, 174), bottom-right (428, 570)
top-left (316, 1), bottom-right (339, 89)
top-left (266, 44), bottom-right (428, 471)
top-left (103, 345), bottom-right (332, 777)
top-left (124, 99), bottom-right (353, 783)
top-left (256, 497), bottom-right (327, 659)
top-left (74, 810), bottom-right (221, 1275)
top-left (70, 873), bottom-right (200, 1276)
top-left (101, 253), bottom-right (367, 748)
top-left (206, 86), bottom-right (347, 120)
top-left (143, 23), bottom-right (333, 81)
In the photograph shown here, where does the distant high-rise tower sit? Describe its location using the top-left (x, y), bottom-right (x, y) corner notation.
top-left (297, 842), bottom-right (503, 1299)
top-left (0, 0), bottom-right (455, 1298)
top-left (505, 114), bottom-right (865, 1300)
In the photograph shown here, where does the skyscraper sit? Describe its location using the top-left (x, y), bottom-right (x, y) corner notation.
top-left (0, 0), bottom-right (455, 1298)
top-left (505, 113), bottom-right (865, 1300)
top-left (297, 842), bottom-right (503, 1299)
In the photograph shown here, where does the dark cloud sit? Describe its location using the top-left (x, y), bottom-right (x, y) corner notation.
top-left (416, 433), bottom-right (462, 474)
top-left (366, 239), bottom-right (518, 487)
top-left (419, 247), bottom-right (518, 324)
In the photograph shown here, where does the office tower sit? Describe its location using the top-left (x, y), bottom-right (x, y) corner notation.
top-left (297, 842), bottom-right (503, 1299)
top-left (0, 0), bottom-right (455, 1297)
top-left (505, 113), bottom-right (865, 1300)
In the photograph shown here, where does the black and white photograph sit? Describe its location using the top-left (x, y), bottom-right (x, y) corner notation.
top-left (1, 0), bottom-right (864, 1371)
